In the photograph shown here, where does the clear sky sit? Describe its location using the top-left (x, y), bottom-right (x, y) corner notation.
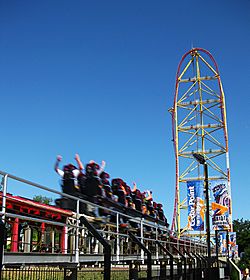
top-left (0, 0), bottom-right (249, 223)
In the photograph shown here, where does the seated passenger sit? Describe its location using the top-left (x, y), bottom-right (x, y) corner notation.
top-left (111, 179), bottom-right (129, 227)
top-left (143, 190), bottom-right (153, 204)
top-left (144, 191), bottom-right (155, 218)
top-left (142, 203), bottom-right (149, 216)
top-left (77, 171), bottom-right (87, 194)
top-left (54, 154), bottom-right (84, 211)
top-left (131, 182), bottom-right (143, 212)
top-left (100, 172), bottom-right (113, 199)
top-left (126, 196), bottom-right (135, 210)
top-left (153, 202), bottom-right (159, 220)
top-left (133, 190), bottom-right (143, 212)
top-left (142, 203), bottom-right (152, 232)
top-left (84, 162), bottom-right (102, 198)
top-left (117, 185), bottom-right (127, 206)
top-left (148, 204), bottom-right (156, 218)
top-left (111, 178), bottom-right (123, 195)
top-left (124, 183), bottom-right (132, 197)
top-left (88, 160), bottom-right (106, 176)
top-left (111, 178), bottom-right (127, 206)
top-left (126, 196), bottom-right (139, 229)
top-left (157, 203), bottom-right (168, 226)
top-left (54, 154), bottom-right (83, 195)
top-left (82, 161), bottom-right (106, 218)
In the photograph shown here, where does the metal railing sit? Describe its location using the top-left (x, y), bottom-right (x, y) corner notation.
top-left (0, 169), bottom-right (212, 280)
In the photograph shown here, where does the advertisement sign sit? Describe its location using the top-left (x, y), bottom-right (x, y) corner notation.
top-left (218, 231), bottom-right (228, 256)
top-left (210, 180), bottom-right (231, 230)
top-left (187, 180), bottom-right (204, 231)
top-left (217, 231), bottom-right (238, 258)
top-left (231, 245), bottom-right (238, 258)
top-left (229, 232), bottom-right (237, 258)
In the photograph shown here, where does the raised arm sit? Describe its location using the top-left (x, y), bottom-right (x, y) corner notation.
top-left (75, 154), bottom-right (84, 171)
top-left (54, 155), bottom-right (62, 174)
top-left (145, 190), bottom-right (152, 201)
top-left (132, 182), bottom-right (137, 192)
top-left (100, 160), bottom-right (106, 173)
top-left (96, 160), bottom-right (106, 175)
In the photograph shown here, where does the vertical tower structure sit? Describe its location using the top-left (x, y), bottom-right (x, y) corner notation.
top-left (170, 48), bottom-right (232, 238)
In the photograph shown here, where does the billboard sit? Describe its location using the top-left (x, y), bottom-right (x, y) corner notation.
top-left (187, 181), bottom-right (204, 231)
top-left (217, 231), bottom-right (238, 258)
top-left (210, 180), bottom-right (231, 230)
top-left (218, 231), bottom-right (228, 255)
top-left (229, 232), bottom-right (238, 258)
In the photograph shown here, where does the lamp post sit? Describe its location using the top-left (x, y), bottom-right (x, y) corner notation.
top-left (192, 153), bottom-right (211, 279)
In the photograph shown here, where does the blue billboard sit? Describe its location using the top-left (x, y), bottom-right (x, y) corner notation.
top-left (187, 180), bottom-right (204, 231)
top-left (210, 180), bottom-right (231, 230)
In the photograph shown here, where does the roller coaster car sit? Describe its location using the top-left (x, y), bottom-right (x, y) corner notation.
top-left (83, 176), bottom-right (102, 197)
top-left (55, 196), bottom-right (86, 213)
top-left (125, 207), bottom-right (142, 218)
top-left (55, 197), bottom-right (76, 212)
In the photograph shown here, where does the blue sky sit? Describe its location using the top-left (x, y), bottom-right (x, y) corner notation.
top-left (0, 0), bottom-right (249, 224)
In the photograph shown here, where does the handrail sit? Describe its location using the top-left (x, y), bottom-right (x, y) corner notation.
top-left (183, 248), bottom-right (196, 280)
top-left (229, 259), bottom-right (241, 280)
top-left (157, 241), bottom-right (174, 279)
top-left (0, 170), bottom-right (168, 231)
top-left (174, 246), bottom-right (187, 280)
top-left (128, 231), bottom-right (152, 280)
top-left (0, 169), bottom-right (209, 250)
top-left (0, 168), bottom-right (208, 265)
top-left (0, 219), bottom-right (6, 280)
top-left (80, 215), bottom-right (111, 280)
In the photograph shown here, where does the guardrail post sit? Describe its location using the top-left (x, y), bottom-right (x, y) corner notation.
top-left (129, 262), bottom-right (138, 280)
top-left (156, 241), bottom-right (174, 280)
top-left (174, 246), bottom-right (187, 280)
top-left (75, 200), bottom-right (80, 264)
top-left (197, 253), bottom-right (207, 279)
top-left (116, 213), bottom-right (120, 262)
top-left (140, 218), bottom-right (144, 260)
top-left (192, 252), bottom-right (202, 280)
top-left (80, 215), bottom-right (111, 280)
top-left (1, 175), bottom-right (8, 223)
top-left (128, 232), bottom-right (151, 280)
top-left (183, 248), bottom-right (196, 280)
top-left (159, 260), bottom-right (167, 280)
top-left (0, 219), bottom-right (6, 280)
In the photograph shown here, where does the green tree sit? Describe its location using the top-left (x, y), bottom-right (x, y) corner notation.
top-left (233, 219), bottom-right (250, 270)
top-left (33, 195), bottom-right (53, 205)
top-left (233, 219), bottom-right (250, 254)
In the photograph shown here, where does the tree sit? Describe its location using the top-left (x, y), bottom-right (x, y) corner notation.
top-left (33, 195), bottom-right (53, 205)
top-left (233, 219), bottom-right (250, 254)
top-left (233, 219), bottom-right (250, 270)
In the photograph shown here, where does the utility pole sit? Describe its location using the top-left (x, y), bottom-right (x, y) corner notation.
top-left (193, 153), bottom-right (211, 280)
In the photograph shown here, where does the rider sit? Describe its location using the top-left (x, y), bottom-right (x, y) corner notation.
top-left (54, 154), bottom-right (83, 195)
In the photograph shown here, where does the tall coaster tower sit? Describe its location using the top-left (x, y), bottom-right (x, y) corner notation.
top-left (170, 48), bottom-right (232, 238)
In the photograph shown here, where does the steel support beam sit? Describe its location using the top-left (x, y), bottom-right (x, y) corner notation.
top-left (79, 216), bottom-right (111, 280)
top-left (128, 232), bottom-right (152, 280)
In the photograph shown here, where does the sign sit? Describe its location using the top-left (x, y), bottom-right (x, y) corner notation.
top-left (210, 180), bottom-right (231, 230)
top-left (218, 231), bottom-right (228, 256)
top-left (229, 232), bottom-right (237, 258)
top-left (187, 181), bottom-right (205, 231)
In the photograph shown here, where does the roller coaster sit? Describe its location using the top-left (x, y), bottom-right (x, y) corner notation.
top-left (0, 169), bottom-right (215, 280)
top-left (0, 48), bottom-right (235, 280)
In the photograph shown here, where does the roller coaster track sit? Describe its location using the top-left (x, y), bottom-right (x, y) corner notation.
top-left (0, 170), bottom-right (209, 262)
top-left (170, 48), bottom-right (232, 239)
